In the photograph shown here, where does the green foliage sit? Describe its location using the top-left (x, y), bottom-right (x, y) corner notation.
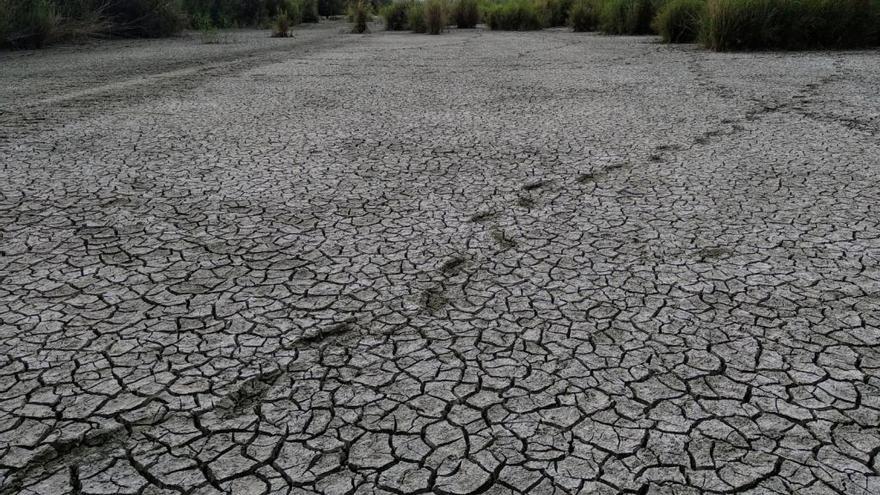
top-left (484, 0), bottom-right (543, 30)
top-left (381, 0), bottom-right (411, 29)
top-left (182, 0), bottom-right (238, 27)
top-left (597, 0), bottom-right (655, 34)
top-left (795, 0), bottom-right (878, 48)
top-left (350, 0), bottom-right (371, 32)
top-left (103, 0), bottom-right (185, 37)
top-left (424, 0), bottom-right (448, 33)
top-left (408, 0), bottom-right (427, 31)
top-left (273, 9), bottom-right (292, 35)
top-left (869, 0), bottom-right (880, 44)
top-left (319, 0), bottom-right (346, 15)
top-left (0, 0), bottom-right (59, 48)
top-left (181, 0), bottom-right (322, 29)
top-left (652, 0), bottom-right (703, 42)
top-left (452, 0), bottom-right (480, 27)
top-left (282, 0), bottom-right (304, 24)
top-left (568, 0), bottom-right (600, 30)
top-left (701, 0), bottom-right (795, 50)
top-left (235, 0), bottom-right (267, 24)
top-left (700, 0), bottom-right (879, 50)
top-left (301, 0), bottom-right (321, 21)
top-left (536, 0), bottom-right (573, 26)
top-left (1, 0), bottom-right (187, 48)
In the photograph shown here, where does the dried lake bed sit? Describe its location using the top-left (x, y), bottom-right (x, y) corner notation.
top-left (2, 21), bottom-right (880, 495)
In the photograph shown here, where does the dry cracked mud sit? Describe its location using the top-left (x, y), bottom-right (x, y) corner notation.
top-left (2, 21), bottom-right (880, 495)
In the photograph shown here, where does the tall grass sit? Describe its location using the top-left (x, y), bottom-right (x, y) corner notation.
top-left (349, 0), bottom-right (370, 32)
top-left (0, 0), bottom-right (59, 48)
top-left (484, 0), bottom-right (543, 30)
top-left (652, 0), bottom-right (703, 42)
top-left (793, 0), bottom-right (878, 48)
top-left (452, 0), bottom-right (480, 27)
top-left (424, 0), bottom-right (448, 33)
top-left (701, 0), bottom-right (879, 50)
top-left (381, 0), bottom-right (412, 29)
top-left (1, 0), bottom-right (185, 48)
top-left (701, 0), bottom-right (795, 49)
top-left (181, 0), bottom-right (328, 29)
top-left (99, 0), bottom-right (184, 37)
top-left (568, 0), bottom-right (600, 30)
top-left (597, 0), bottom-right (655, 34)
top-left (301, 0), bottom-right (320, 21)
top-left (408, 0), bottom-right (427, 31)
top-left (272, 9), bottom-right (293, 35)
top-left (536, 0), bottom-right (574, 26)
top-left (318, 0), bottom-right (346, 16)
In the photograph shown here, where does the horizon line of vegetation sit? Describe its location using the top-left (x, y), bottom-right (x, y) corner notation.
top-left (2, 0), bottom-right (879, 51)
top-left (377, 0), bottom-right (880, 50)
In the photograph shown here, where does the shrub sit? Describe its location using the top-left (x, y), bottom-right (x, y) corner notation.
top-left (452, 0), bottom-right (480, 27)
top-left (877, 0), bottom-right (880, 45)
top-left (236, 0), bottom-right (267, 25)
top-left (350, 0), bottom-right (370, 31)
top-left (301, 0), bottom-right (321, 21)
top-left (484, 0), bottom-right (543, 30)
top-left (0, 0), bottom-right (59, 48)
top-left (319, 0), bottom-right (346, 15)
top-left (568, 0), bottom-right (600, 30)
top-left (597, 0), bottom-right (654, 34)
top-left (190, 0), bottom-right (238, 27)
top-left (408, 1), bottom-right (427, 31)
top-left (102, 0), bottom-right (186, 37)
top-left (381, 0), bottom-right (412, 29)
top-left (652, 0), bottom-right (703, 42)
top-left (701, 0), bottom-right (796, 50)
top-left (700, 0), bottom-right (879, 50)
top-left (1, 0), bottom-right (185, 48)
top-left (794, 0), bottom-right (877, 49)
top-left (536, 0), bottom-right (573, 26)
top-left (424, 0), bottom-right (448, 33)
top-left (272, 9), bottom-right (292, 35)
top-left (281, 0), bottom-right (304, 23)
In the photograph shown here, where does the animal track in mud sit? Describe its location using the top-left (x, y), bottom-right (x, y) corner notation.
top-left (576, 172), bottom-right (596, 184)
top-left (421, 287), bottom-right (450, 313)
top-left (299, 320), bottom-right (357, 345)
top-left (490, 227), bottom-right (517, 250)
top-left (575, 161), bottom-right (630, 185)
top-left (522, 179), bottom-right (551, 191)
top-left (654, 144), bottom-right (683, 152)
top-left (515, 195), bottom-right (536, 208)
top-left (216, 369), bottom-right (284, 418)
top-left (469, 210), bottom-right (497, 223)
top-left (698, 246), bottom-right (735, 260)
top-left (440, 255), bottom-right (468, 275)
top-left (1, 427), bottom-right (130, 495)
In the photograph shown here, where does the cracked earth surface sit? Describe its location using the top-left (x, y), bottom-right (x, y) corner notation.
top-left (2, 21), bottom-right (880, 494)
